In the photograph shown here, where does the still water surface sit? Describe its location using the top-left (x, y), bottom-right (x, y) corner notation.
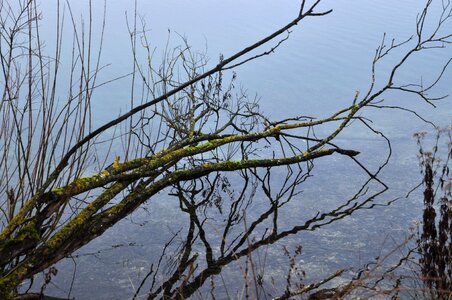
top-left (34, 0), bottom-right (452, 298)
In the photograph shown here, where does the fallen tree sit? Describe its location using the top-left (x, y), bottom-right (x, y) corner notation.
top-left (0, 0), bottom-right (451, 298)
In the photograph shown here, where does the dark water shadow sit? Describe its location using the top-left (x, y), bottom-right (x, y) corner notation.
top-left (418, 128), bottom-right (452, 299)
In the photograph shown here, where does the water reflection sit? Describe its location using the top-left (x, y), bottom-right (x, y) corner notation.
top-left (130, 167), bottom-right (385, 299)
top-left (3, 0), bottom-right (450, 298)
top-left (418, 129), bottom-right (452, 298)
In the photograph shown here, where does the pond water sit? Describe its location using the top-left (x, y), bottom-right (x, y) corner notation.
top-left (25, 0), bottom-right (452, 298)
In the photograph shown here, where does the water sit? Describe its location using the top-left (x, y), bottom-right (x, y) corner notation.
top-left (14, 0), bottom-right (452, 298)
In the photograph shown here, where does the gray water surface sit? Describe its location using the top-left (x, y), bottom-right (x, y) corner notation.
top-left (30, 0), bottom-right (452, 298)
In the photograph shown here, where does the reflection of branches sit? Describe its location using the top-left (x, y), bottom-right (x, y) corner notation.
top-left (418, 127), bottom-right (452, 298)
top-left (137, 167), bottom-right (389, 299)
top-left (133, 232), bottom-right (182, 300)
top-left (312, 128), bottom-right (452, 299)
